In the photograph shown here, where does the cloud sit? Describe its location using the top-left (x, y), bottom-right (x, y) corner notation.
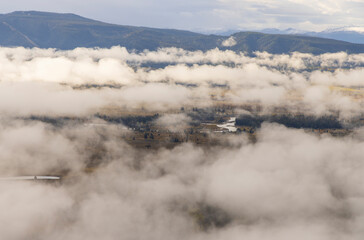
top-left (1, 46), bottom-right (364, 238)
top-left (215, 0), bottom-right (364, 31)
top-left (0, 47), bottom-right (364, 118)
top-left (1, 0), bottom-right (362, 31)
top-left (2, 122), bottom-right (364, 239)
top-left (0, 82), bottom-right (108, 116)
top-left (221, 36), bottom-right (237, 47)
top-left (155, 113), bottom-right (192, 132)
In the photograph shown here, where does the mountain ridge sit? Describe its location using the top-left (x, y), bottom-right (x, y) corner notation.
top-left (0, 11), bottom-right (364, 54)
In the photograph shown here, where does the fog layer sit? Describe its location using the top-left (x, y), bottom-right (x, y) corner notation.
top-left (1, 47), bottom-right (364, 239)
top-left (0, 47), bottom-right (363, 117)
top-left (2, 122), bottom-right (364, 239)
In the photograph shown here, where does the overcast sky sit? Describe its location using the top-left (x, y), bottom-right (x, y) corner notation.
top-left (1, 0), bottom-right (363, 32)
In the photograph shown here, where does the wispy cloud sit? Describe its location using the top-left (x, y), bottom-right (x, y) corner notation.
top-left (215, 0), bottom-right (363, 31)
top-left (0, 0), bottom-right (362, 31)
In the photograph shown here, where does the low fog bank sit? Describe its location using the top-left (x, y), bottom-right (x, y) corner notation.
top-left (2, 122), bottom-right (364, 239)
top-left (1, 46), bottom-right (364, 239)
top-left (0, 47), bottom-right (363, 120)
top-left (2, 47), bottom-right (364, 70)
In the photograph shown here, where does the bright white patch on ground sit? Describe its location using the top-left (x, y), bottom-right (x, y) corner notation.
top-left (0, 176), bottom-right (61, 181)
top-left (217, 117), bottom-right (237, 132)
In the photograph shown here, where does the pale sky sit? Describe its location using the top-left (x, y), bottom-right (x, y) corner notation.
top-left (1, 0), bottom-right (363, 32)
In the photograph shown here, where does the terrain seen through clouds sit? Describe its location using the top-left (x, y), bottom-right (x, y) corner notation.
top-left (1, 45), bottom-right (364, 239)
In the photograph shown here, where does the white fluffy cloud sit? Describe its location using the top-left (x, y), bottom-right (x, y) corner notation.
top-left (0, 47), bottom-right (363, 117)
top-left (221, 37), bottom-right (237, 47)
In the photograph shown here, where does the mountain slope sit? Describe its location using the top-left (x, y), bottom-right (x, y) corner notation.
top-left (230, 32), bottom-right (364, 54)
top-left (0, 11), bottom-right (221, 50)
top-left (0, 11), bottom-right (364, 54)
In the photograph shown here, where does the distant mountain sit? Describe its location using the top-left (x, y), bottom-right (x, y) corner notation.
top-left (260, 28), bottom-right (306, 35)
top-left (228, 32), bottom-right (364, 54)
top-left (196, 29), bottom-right (240, 36)
top-left (0, 11), bottom-right (364, 54)
top-left (259, 27), bottom-right (364, 44)
top-left (0, 11), bottom-right (220, 50)
top-left (307, 27), bottom-right (364, 44)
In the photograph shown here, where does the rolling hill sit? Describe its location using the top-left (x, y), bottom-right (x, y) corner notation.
top-left (1, 11), bottom-right (364, 54)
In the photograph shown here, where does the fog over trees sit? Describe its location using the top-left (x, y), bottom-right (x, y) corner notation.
top-left (1, 47), bottom-right (364, 239)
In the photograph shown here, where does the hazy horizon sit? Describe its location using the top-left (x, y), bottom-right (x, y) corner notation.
top-left (0, 0), bottom-right (363, 32)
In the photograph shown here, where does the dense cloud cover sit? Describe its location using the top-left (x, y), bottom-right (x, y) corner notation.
top-left (0, 47), bottom-right (363, 118)
top-left (1, 46), bottom-right (364, 239)
top-left (3, 122), bottom-right (364, 239)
